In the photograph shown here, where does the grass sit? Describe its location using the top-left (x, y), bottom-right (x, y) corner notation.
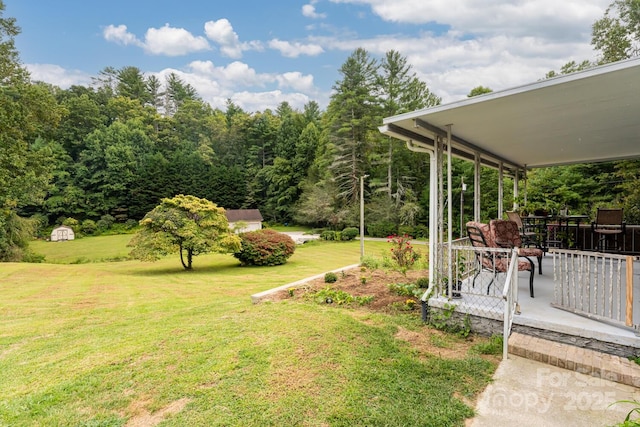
top-left (0, 236), bottom-right (496, 426)
top-left (30, 234), bottom-right (134, 264)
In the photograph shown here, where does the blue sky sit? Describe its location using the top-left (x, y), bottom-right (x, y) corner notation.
top-left (6, 0), bottom-right (611, 112)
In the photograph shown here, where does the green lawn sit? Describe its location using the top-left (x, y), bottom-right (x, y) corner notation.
top-left (30, 234), bottom-right (135, 264)
top-left (0, 236), bottom-right (496, 426)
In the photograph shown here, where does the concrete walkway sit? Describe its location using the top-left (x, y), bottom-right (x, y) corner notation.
top-left (470, 355), bottom-right (640, 426)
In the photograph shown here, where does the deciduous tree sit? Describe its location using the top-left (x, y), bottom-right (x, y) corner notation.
top-left (0, 2), bottom-right (62, 260)
top-left (128, 195), bottom-right (241, 269)
top-left (592, 0), bottom-right (640, 63)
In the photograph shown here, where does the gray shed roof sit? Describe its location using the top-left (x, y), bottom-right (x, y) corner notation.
top-left (225, 209), bottom-right (263, 222)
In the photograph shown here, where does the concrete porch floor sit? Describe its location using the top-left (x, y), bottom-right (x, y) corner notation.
top-left (429, 255), bottom-right (640, 353)
top-left (511, 255), bottom-right (639, 351)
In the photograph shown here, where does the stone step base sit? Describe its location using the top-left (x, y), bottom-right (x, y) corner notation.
top-left (508, 332), bottom-right (640, 388)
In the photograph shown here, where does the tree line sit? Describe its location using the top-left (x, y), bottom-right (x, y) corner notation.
top-left (1, 0), bottom-right (639, 261)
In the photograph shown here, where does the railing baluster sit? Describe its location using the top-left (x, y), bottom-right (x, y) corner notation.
top-left (551, 248), bottom-right (636, 331)
top-left (608, 257), bottom-right (613, 319)
top-left (587, 255), bottom-right (593, 315)
top-left (626, 256), bottom-right (634, 327)
top-left (616, 259), bottom-right (622, 322)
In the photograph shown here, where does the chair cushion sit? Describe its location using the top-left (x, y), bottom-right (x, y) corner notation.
top-left (467, 221), bottom-right (494, 247)
top-left (490, 219), bottom-right (522, 247)
top-left (518, 247), bottom-right (543, 257)
top-left (594, 228), bottom-right (623, 235)
top-left (480, 254), bottom-right (532, 272)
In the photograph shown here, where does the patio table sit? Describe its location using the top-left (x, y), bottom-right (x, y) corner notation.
top-left (521, 215), bottom-right (550, 251)
top-left (547, 215), bottom-right (589, 250)
top-left (522, 215), bottom-right (589, 250)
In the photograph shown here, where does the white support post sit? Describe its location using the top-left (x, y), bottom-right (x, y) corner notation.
top-left (523, 167), bottom-right (528, 206)
top-left (428, 151), bottom-right (438, 287)
top-left (513, 170), bottom-right (519, 211)
top-left (437, 137), bottom-right (444, 285)
top-left (446, 125), bottom-right (453, 294)
top-left (498, 161), bottom-right (504, 218)
top-left (474, 152), bottom-right (481, 221)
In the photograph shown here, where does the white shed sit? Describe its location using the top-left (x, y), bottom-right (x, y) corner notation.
top-left (225, 209), bottom-right (263, 233)
top-left (50, 225), bottom-right (75, 241)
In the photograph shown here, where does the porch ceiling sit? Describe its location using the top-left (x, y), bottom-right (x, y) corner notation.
top-left (380, 57), bottom-right (640, 169)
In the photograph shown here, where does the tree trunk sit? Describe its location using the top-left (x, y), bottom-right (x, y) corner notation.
top-left (179, 244), bottom-right (190, 269)
top-left (187, 249), bottom-right (193, 269)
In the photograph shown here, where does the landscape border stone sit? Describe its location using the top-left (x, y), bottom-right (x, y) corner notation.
top-left (250, 264), bottom-right (360, 304)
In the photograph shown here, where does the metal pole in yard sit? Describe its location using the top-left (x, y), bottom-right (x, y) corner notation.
top-left (360, 175), bottom-right (369, 259)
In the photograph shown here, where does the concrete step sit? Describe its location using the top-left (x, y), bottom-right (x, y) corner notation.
top-left (508, 332), bottom-right (640, 388)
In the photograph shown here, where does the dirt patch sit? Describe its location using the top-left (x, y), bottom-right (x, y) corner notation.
top-left (125, 397), bottom-right (191, 427)
top-left (394, 326), bottom-right (489, 360)
top-left (269, 267), bottom-right (428, 312)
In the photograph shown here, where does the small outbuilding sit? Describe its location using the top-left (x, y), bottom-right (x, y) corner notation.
top-left (225, 209), bottom-right (263, 233)
top-left (50, 225), bottom-right (75, 241)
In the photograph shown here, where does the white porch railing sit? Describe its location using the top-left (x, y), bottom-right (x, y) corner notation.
top-left (551, 248), bottom-right (639, 334)
top-left (423, 237), bottom-right (520, 360)
top-left (502, 251), bottom-right (519, 360)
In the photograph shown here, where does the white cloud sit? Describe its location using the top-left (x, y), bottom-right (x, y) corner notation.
top-left (268, 39), bottom-right (325, 57)
top-left (25, 64), bottom-right (93, 88)
top-left (103, 23), bottom-right (210, 56)
top-left (144, 24), bottom-right (211, 56)
top-left (333, 32), bottom-right (592, 101)
top-left (187, 60), bottom-right (271, 87)
top-left (103, 24), bottom-right (142, 47)
top-left (312, 0), bottom-right (610, 102)
top-left (276, 72), bottom-right (316, 92)
top-left (149, 61), bottom-right (319, 111)
top-left (330, 0), bottom-right (609, 40)
top-left (302, 4), bottom-right (327, 19)
top-left (203, 18), bottom-right (264, 59)
top-left (232, 90), bottom-right (311, 113)
top-left (60, 1), bottom-right (617, 110)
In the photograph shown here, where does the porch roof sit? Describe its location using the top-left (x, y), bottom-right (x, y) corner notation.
top-left (380, 57), bottom-right (640, 171)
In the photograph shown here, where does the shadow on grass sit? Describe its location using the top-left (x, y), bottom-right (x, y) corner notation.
top-left (128, 259), bottom-right (288, 277)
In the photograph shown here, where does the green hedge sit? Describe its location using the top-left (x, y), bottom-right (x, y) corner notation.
top-left (340, 227), bottom-right (359, 241)
top-left (366, 222), bottom-right (397, 238)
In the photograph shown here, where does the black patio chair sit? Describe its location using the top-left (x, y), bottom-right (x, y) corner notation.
top-left (592, 208), bottom-right (625, 252)
top-left (466, 221), bottom-right (535, 297)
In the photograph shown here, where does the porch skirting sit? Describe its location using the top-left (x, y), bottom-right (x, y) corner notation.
top-left (427, 305), bottom-right (640, 358)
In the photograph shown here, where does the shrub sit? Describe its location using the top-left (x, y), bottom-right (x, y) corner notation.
top-left (413, 224), bottom-right (429, 240)
top-left (125, 219), bottom-right (138, 229)
top-left (415, 277), bottom-right (430, 289)
top-left (80, 219), bottom-right (97, 235)
top-left (360, 255), bottom-right (380, 270)
top-left (387, 282), bottom-right (422, 298)
top-left (308, 287), bottom-right (373, 305)
top-left (96, 219), bottom-right (110, 231)
top-left (387, 234), bottom-right (420, 272)
top-left (29, 213), bottom-right (49, 239)
top-left (62, 217), bottom-right (79, 228)
top-left (320, 230), bottom-right (336, 241)
top-left (100, 214), bottom-right (116, 228)
top-left (324, 272), bottom-right (338, 283)
top-left (233, 229), bottom-right (296, 266)
top-left (398, 225), bottom-right (415, 238)
top-left (340, 227), bottom-right (359, 241)
top-left (367, 222), bottom-right (397, 238)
